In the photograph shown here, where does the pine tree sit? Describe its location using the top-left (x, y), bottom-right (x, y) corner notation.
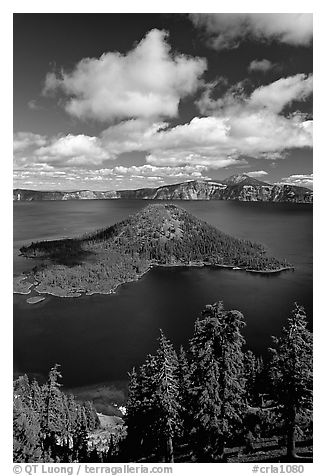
top-left (41, 364), bottom-right (65, 459)
top-left (13, 377), bottom-right (43, 463)
top-left (269, 303), bottom-right (312, 459)
top-left (124, 367), bottom-right (144, 458)
top-left (177, 346), bottom-right (193, 437)
top-left (244, 350), bottom-right (264, 406)
top-left (125, 332), bottom-right (180, 462)
top-left (73, 405), bottom-right (89, 462)
top-left (13, 368), bottom-right (99, 463)
top-left (125, 354), bottom-right (160, 458)
top-left (154, 331), bottom-right (181, 462)
top-left (189, 302), bottom-right (246, 461)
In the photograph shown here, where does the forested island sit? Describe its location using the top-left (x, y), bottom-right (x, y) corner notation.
top-left (14, 302), bottom-right (312, 463)
top-left (15, 204), bottom-right (292, 298)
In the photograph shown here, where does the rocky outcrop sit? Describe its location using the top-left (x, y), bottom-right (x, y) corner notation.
top-left (13, 174), bottom-right (313, 203)
top-left (13, 189), bottom-right (121, 201)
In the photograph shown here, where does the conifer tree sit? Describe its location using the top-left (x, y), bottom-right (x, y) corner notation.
top-left (189, 302), bottom-right (246, 460)
top-left (13, 367), bottom-right (98, 463)
top-left (125, 354), bottom-right (160, 458)
top-left (125, 332), bottom-right (180, 462)
top-left (124, 367), bottom-right (144, 458)
top-left (154, 331), bottom-right (181, 462)
top-left (244, 350), bottom-right (264, 406)
top-left (73, 405), bottom-right (89, 462)
top-left (41, 364), bottom-right (65, 458)
top-left (269, 303), bottom-right (312, 459)
top-left (13, 378), bottom-right (43, 463)
top-left (177, 346), bottom-right (193, 437)
top-left (138, 353), bottom-right (160, 455)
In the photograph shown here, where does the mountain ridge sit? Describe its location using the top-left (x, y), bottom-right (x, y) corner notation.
top-left (13, 174), bottom-right (313, 203)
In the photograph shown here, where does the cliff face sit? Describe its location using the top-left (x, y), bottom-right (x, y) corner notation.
top-left (150, 180), bottom-right (227, 200)
top-left (13, 174), bottom-right (313, 203)
top-left (13, 189), bottom-right (120, 201)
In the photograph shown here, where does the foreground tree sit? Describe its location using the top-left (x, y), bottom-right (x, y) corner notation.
top-left (189, 302), bottom-right (246, 460)
top-left (269, 303), bottom-right (313, 459)
top-left (244, 350), bottom-right (264, 406)
top-left (177, 346), bottom-right (193, 438)
top-left (124, 367), bottom-right (142, 457)
top-left (154, 331), bottom-right (181, 462)
top-left (13, 376), bottom-right (43, 462)
top-left (13, 366), bottom-right (99, 463)
top-left (125, 331), bottom-right (180, 462)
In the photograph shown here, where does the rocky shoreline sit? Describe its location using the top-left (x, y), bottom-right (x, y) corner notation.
top-left (13, 276), bottom-right (34, 295)
top-left (13, 262), bottom-right (294, 301)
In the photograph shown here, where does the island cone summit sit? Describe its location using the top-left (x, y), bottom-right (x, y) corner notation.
top-left (17, 204), bottom-right (291, 298)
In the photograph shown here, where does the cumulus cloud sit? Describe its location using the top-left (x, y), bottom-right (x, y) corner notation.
top-left (35, 134), bottom-right (110, 166)
top-left (101, 119), bottom-right (169, 156)
top-left (43, 29), bottom-right (206, 122)
top-left (190, 13), bottom-right (312, 50)
top-left (102, 116), bottom-right (249, 169)
top-left (246, 170), bottom-right (269, 178)
top-left (124, 75), bottom-right (312, 168)
top-left (13, 132), bottom-right (47, 152)
top-left (146, 113), bottom-right (311, 167)
top-left (250, 74), bottom-right (312, 113)
top-left (100, 164), bottom-right (210, 184)
top-left (278, 173), bottom-right (313, 188)
top-left (248, 59), bottom-right (276, 73)
top-left (99, 103), bottom-right (311, 169)
top-left (14, 103), bottom-right (312, 177)
top-left (13, 163), bottom-right (211, 191)
top-left (14, 71), bottom-right (313, 189)
top-left (197, 73), bottom-right (312, 115)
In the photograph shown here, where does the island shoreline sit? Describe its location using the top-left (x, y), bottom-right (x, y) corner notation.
top-left (13, 261), bottom-right (295, 299)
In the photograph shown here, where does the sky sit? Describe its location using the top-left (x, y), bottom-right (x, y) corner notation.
top-left (13, 13), bottom-right (313, 191)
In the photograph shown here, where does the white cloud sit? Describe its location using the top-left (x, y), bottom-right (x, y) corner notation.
top-left (248, 59), bottom-right (276, 73)
top-left (246, 170), bottom-right (269, 178)
top-left (100, 102), bottom-right (312, 170)
top-left (278, 173), bottom-right (313, 188)
top-left (110, 164), bottom-right (209, 180)
top-left (35, 134), bottom-right (110, 166)
top-left (13, 132), bottom-right (47, 152)
top-left (101, 119), bottom-right (169, 155)
top-left (144, 113), bottom-right (312, 168)
top-left (103, 116), bottom-right (250, 169)
top-left (257, 152), bottom-right (288, 161)
top-left (14, 71), bottom-right (313, 188)
top-left (197, 74), bottom-right (312, 115)
top-left (13, 163), bottom-right (211, 191)
top-left (43, 29), bottom-right (206, 122)
top-left (250, 74), bottom-right (312, 113)
top-left (15, 104), bottom-right (312, 175)
top-left (190, 13), bottom-right (312, 50)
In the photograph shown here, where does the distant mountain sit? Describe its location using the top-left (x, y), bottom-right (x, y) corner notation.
top-left (13, 174), bottom-right (313, 203)
top-left (223, 174), bottom-right (268, 186)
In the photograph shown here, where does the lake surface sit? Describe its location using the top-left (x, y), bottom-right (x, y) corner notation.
top-left (13, 200), bottom-right (312, 405)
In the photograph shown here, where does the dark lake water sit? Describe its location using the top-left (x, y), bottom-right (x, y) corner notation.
top-left (13, 200), bottom-right (312, 407)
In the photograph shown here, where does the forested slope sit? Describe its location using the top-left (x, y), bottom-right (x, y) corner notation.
top-left (14, 302), bottom-right (313, 463)
top-left (18, 204), bottom-right (291, 297)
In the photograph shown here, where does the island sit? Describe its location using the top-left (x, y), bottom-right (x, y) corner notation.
top-left (15, 204), bottom-right (293, 298)
top-left (13, 276), bottom-right (33, 294)
top-left (26, 296), bottom-right (46, 305)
